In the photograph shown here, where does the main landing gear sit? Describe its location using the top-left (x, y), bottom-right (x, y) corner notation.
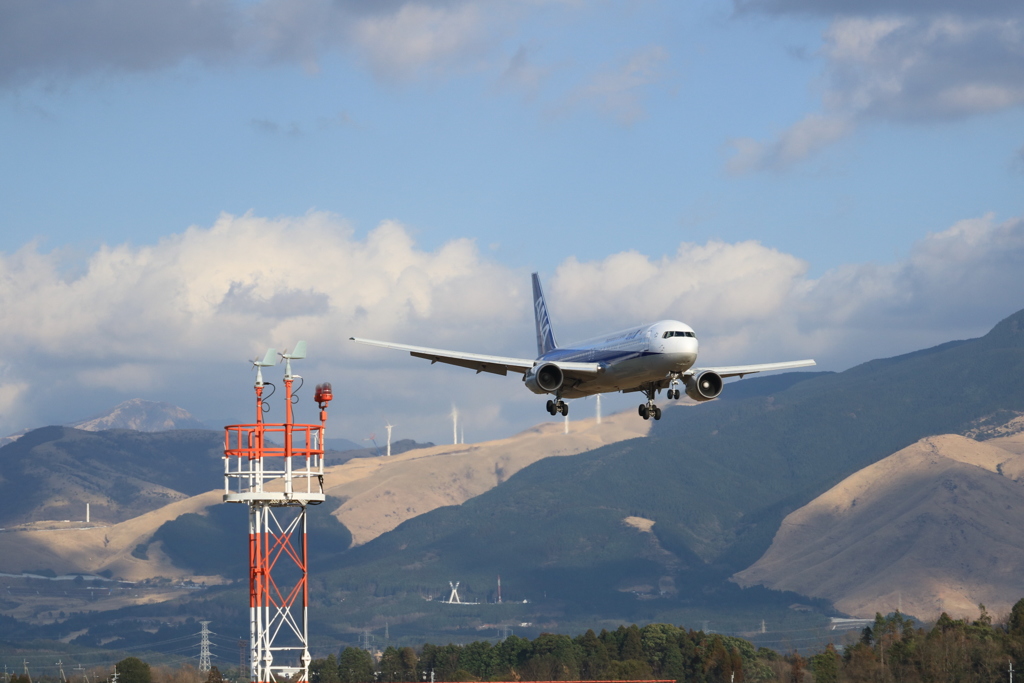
top-left (638, 385), bottom-right (662, 421)
top-left (546, 399), bottom-right (568, 416)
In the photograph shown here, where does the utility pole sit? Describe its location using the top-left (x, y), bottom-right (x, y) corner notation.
top-left (108, 667), bottom-right (118, 683)
top-left (199, 620), bottom-right (212, 673)
top-left (23, 660), bottom-right (31, 683)
top-left (56, 661), bottom-right (66, 683)
top-left (74, 665), bottom-right (88, 683)
top-left (1010, 659), bottom-right (1015, 683)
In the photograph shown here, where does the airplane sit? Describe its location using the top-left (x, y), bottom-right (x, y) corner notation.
top-left (350, 273), bottom-right (816, 420)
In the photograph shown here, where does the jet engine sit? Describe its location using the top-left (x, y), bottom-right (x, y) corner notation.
top-left (684, 370), bottom-right (723, 401)
top-left (524, 362), bottom-right (564, 394)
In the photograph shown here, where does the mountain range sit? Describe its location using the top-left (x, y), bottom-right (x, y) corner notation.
top-left (312, 308), bottom-right (1024, 633)
top-left (2, 308), bottom-right (1024, 650)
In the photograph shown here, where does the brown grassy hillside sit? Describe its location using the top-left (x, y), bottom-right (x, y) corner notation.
top-left (733, 434), bottom-right (1024, 619)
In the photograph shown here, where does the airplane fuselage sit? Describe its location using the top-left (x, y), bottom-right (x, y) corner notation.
top-left (536, 320), bottom-right (698, 398)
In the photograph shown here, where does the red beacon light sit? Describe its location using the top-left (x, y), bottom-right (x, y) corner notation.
top-left (314, 382), bottom-right (333, 407)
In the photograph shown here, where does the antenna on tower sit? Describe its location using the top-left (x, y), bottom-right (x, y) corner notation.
top-left (384, 422), bottom-right (395, 457)
top-left (250, 348), bottom-right (277, 387)
top-left (450, 406), bottom-right (459, 445)
top-left (279, 341), bottom-right (307, 380)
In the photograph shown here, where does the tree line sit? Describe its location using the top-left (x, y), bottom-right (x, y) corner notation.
top-left (310, 599), bottom-right (1024, 683)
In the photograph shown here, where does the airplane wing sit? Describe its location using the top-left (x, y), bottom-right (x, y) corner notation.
top-left (621, 359), bottom-right (817, 394)
top-left (696, 359), bottom-right (817, 378)
top-left (349, 337), bottom-right (602, 377)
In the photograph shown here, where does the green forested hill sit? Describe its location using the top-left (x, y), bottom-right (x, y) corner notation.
top-left (317, 308), bottom-right (1024, 627)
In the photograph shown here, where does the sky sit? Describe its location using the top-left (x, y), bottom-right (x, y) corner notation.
top-left (1, 0), bottom-right (1023, 446)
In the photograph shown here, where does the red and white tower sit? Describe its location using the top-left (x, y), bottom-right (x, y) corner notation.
top-left (223, 342), bottom-right (333, 683)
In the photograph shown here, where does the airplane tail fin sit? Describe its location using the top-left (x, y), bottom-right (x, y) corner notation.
top-left (531, 273), bottom-right (558, 357)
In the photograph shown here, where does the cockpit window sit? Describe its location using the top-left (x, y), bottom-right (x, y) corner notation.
top-left (663, 330), bottom-right (695, 338)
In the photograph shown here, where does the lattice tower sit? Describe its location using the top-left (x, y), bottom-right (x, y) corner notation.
top-left (224, 343), bottom-right (332, 683)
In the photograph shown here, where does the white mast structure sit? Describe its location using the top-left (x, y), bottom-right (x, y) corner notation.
top-left (451, 406), bottom-right (458, 445)
top-left (384, 422), bottom-right (395, 457)
top-left (596, 394), bottom-right (602, 424)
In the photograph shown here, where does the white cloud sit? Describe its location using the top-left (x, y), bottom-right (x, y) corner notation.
top-left (823, 16), bottom-right (1024, 121)
top-left (560, 45), bottom-right (669, 125)
top-left (730, 5), bottom-right (1024, 170)
top-left (348, 2), bottom-right (492, 80)
top-left (2, 211), bottom-right (1023, 444)
top-left (727, 113), bottom-right (854, 173)
top-left (547, 214), bottom-right (1024, 367)
top-left (0, 0), bottom-right (512, 87)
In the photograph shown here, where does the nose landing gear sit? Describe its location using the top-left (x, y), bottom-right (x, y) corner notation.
top-left (546, 398), bottom-right (568, 416)
top-left (668, 374), bottom-right (682, 400)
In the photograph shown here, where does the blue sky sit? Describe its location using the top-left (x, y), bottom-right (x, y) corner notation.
top-left (1, 0), bottom-right (1023, 445)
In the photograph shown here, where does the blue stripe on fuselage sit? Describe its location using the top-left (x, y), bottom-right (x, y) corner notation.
top-left (538, 347), bottom-right (649, 365)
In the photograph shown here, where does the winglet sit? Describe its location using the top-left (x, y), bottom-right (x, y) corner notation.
top-left (531, 273), bottom-right (558, 357)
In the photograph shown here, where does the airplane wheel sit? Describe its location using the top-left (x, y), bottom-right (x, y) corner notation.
top-left (638, 404), bottom-right (646, 417)
top-left (546, 399), bottom-right (555, 414)
top-left (560, 402), bottom-right (568, 416)
top-left (640, 405), bottom-right (649, 420)
top-left (653, 406), bottom-right (662, 420)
